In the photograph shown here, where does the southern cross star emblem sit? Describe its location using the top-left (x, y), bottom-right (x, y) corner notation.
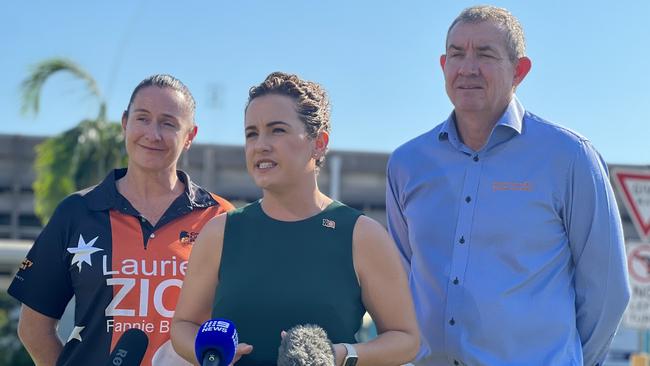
top-left (67, 234), bottom-right (103, 272)
top-left (67, 325), bottom-right (85, 343)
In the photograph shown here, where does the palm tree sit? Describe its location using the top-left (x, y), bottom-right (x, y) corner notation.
top-left (21, 58), bottom-right (126, 223)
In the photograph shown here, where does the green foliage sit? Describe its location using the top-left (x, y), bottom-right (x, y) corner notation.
top-left (21, 58), bottom-right (127, 224)
top-left (33, 120), bottom-right (126, 223)
top-left (0, 292), bottom-right (32, 366)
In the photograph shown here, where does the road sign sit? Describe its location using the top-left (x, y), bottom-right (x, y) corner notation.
top-left (625, 242), bottom-right (650, 328)
top-left (614, 169), bottom-right (650, 242)
top-left (629, 245), bottom-right (650, 283)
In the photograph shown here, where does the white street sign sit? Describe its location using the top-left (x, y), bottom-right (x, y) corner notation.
top-left (614, 169), bottom-right (650, 241)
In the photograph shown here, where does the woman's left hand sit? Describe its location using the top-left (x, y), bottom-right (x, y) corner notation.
top-left (229, 343), bottom-right (253, 365)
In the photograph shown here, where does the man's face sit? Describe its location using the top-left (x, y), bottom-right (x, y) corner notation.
top-left (441, 21), bottom-right (528, 122)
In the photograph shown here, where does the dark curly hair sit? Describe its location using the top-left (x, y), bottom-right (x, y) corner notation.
top-left (247, 72), bottom-right (331, 168)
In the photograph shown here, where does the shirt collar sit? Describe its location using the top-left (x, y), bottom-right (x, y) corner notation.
top-left (82, 168), bottom-right (217, 211)
top-left (496, 95), bottom-right (525, 135)
top-left (438, 95), bottom-right (526, 147)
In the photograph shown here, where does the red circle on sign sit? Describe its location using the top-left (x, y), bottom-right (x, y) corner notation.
top-left (629, 245), bottom-right (650, 283)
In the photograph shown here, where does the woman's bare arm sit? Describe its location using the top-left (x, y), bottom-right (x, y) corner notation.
top-left (337, 215), bottom-right (419, 366)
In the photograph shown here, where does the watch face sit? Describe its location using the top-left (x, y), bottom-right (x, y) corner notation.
top-left (344, 358), bottom-right (358, 366)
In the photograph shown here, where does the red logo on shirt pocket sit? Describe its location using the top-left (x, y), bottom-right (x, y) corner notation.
top-left (492, 182), bottom-right (533, 191)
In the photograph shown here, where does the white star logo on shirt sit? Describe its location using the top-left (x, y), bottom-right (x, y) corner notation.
top-left (67, 325), bottom-right (85, 343)
top-left (67, 234), bottom-right (103, 272)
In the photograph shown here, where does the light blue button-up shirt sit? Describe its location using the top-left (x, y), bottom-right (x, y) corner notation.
top-left (386, 97), bottom-right (630, 366)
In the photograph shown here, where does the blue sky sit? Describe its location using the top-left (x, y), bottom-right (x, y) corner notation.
top-left (1, 0), bottom-right (648, 164)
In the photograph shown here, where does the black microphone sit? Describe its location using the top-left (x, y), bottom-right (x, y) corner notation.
top-left (105, 328), bottom-right (148, 366)
top-left (277, 324), bottom-right (336, 366)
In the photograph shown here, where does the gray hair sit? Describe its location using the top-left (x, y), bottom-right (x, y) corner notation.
top-left (277, 324), bottom-right (336, 366)
top-left (125, 74), bottom-right (196, 123)
top-left (447, 5), bottom-right (526, 62)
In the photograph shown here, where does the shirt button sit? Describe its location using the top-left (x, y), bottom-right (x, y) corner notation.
top-left (140, 216), bottom-right (146, 222)
top-left (465, 196), bottom-right (471, 203)
top-left (473, 155), bottom-right (479, 162)
top-left (453, 277), bottom-right (459, 285)
top-left (149, 233), bottom-right (156, 239)
top-left (459, 236), bottom-right (465, 244)
top-left (449, 318), bottom-right (455, 326)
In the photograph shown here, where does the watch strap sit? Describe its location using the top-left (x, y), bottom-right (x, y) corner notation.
top-left (342, 343), bottom-right (358, 365)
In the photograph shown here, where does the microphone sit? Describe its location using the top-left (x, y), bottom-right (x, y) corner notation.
top-left (195, 318), bottom-right (239, 366)
top-left (105, 328), bottom-right (148, 366)
top-left (277, 324), bottom-right (336, 366)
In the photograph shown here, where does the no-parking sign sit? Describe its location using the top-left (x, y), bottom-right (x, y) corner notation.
top-left (624, 242), bottom-right (650, 328)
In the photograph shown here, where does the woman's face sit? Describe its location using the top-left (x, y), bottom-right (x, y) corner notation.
top-left (122, 86), bottom-right (196, 173)
top-left (244, 94), bottom-right (319, 192)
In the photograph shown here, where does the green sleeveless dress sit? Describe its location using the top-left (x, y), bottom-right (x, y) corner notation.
top-left (212, 200), bottom-right (366, 366)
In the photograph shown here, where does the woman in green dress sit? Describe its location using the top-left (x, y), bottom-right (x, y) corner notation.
top-left (172, 72), bottom-right (418, 366)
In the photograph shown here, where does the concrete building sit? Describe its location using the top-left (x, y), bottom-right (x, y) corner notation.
top-left (0, 134), bottom-right (388, 242)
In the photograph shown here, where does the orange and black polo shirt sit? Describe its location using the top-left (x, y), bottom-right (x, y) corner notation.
top-left (9, 168), bottom-right (234, 366)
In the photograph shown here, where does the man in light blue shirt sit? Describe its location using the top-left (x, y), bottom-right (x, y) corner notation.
top-left (386, 5), bottom-right (630, 366)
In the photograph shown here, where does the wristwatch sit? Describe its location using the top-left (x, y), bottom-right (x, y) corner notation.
top-left (342, 343), bottom-right (358, 366)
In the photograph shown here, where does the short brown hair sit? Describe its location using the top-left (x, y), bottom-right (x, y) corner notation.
top-left (247, 72), bottom-right (331, 168)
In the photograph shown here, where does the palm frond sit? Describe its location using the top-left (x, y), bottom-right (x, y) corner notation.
top-left (20, 58), bottom-right (104, 116)
top-left (33, 120), bottom-right (126, 223)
